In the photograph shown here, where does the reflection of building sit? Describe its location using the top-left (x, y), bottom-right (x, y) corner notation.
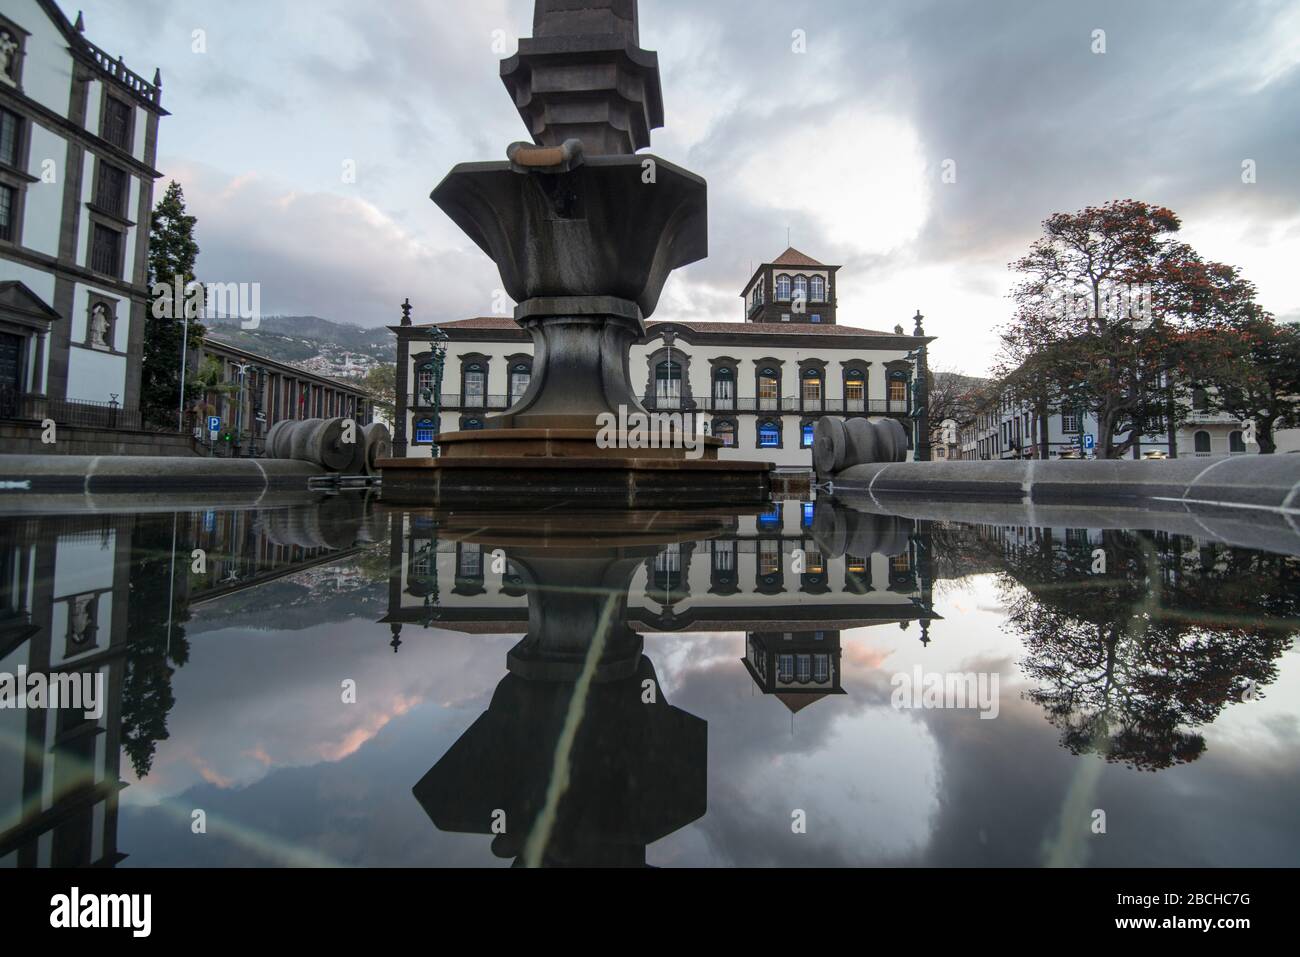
top-left (0, 2), bottom-right (164, 422)
top-left (390, 247), bottom-right (934, 470)
top-left (0, 495), bottom-right (379, 866)
top-left (384, 502), bottom-right (936, 635)
top-left (0, 514), bottom-right (132, 867)
top-left (382, 501), bottom-right (939, 720)
top-left (742, 630), bottom-right (845, 713)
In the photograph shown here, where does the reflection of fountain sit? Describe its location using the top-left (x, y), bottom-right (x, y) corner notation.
top-left (379, 0), bottom-right (772, 507)
top-left (408, 508), bottom-right (729, 864)
top-left (414, 655), bottom-right (705, 866)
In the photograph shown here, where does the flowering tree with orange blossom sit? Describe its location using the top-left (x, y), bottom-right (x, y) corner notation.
top-left (997, 200), bottom-right (1280, 458)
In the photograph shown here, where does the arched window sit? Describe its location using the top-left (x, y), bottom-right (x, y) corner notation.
top-left (844, 369), bottom-right (866, 411)
top-left (758, 418), bottom-right (781, 448)
top-left (713, 418), bottom-right (737, 447)
top-left (801, 368), bottom-right (823, 406)
top-left (888, 377), bottom-right (908, 404)
top-left (413, 417), bottom-right (436, 443)
top-left (463, 363), bottom-right (485, 407)
top-left (1194, 430), bottom-right (1211, 454)
top-left (792, 276), bottom-right (808, 302)
top-left (655, 360), bottom-right (682, 408)
top-left (801, 421), bottom-right (815, 448)
top-left (757, 367), bottom-right (780, 410)
top-left (713, 366), bottom-right (734, 409)
top-left (509, 362), bottom-right (531, 402)
top-left (461, 416), bottom-right (484, 431)
top-left (810, 276), bottom-right (826, 301)
top-left (775, 274), bottom-right (792, 301)
top-left (416, 361), bottom-right (436, 400)
top-left (1229, 430), bottom-right (1245, 453)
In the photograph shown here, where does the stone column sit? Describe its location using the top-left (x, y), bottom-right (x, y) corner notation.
top-left (394, 298), bottom-right (412, 455)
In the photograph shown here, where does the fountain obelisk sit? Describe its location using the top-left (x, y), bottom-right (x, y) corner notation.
top-left (379, 0), bottom-right (773, 506)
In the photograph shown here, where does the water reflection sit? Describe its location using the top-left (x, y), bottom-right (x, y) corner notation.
top-left (0, 493), bottom-right (1295, 867)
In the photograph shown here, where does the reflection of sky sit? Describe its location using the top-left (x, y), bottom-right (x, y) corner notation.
top-left (119, 563), bottom-right (1300, 867)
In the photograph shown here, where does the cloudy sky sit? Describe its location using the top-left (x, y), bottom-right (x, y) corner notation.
top-left (75, 0), bottom-right (1300, 374)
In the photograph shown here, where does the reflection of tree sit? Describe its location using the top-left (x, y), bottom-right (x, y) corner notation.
top-left (994, 529), bottom-right (1296, 771)
top-left (122, 517), bottom-right (192, 778)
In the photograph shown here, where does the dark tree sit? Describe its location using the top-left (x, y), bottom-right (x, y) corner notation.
top-left (121, 515), bottom-right (192, 777)
top-left (142, 181), bottom-right (206, 426)
top-left (989, 529), bottom-right (1294, 770)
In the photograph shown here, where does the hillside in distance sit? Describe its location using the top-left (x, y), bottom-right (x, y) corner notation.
top-left (204, 315), bottom-right (395, 377)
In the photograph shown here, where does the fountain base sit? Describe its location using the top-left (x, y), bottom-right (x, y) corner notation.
top-left (378, 430), bottom-right (772, 507)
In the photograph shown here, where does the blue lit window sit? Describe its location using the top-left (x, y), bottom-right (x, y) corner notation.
top-left (758, 504), bottom-right (782, 529)
top-left (810, 314), bottom-right (821, 323)
top-left (758, 420), bottom-right (780, 447)
top-left (801, 423), bottom-right (814, 447)
top-left (801, 502), bottom-right (814, 526)
top-left (414, 419), bottom-right (435, 443)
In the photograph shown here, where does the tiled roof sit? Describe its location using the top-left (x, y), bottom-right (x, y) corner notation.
top-left (654, 321), bottom-right (909, 337)
top-left (770, 247), bottom-right (826, 268)
top-left (421, 317), bottom-right (917, 338)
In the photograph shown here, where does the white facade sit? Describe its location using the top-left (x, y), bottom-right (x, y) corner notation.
top-left (958, 389), bottom-right (1257, 460)
top-left (0, 0), bottom-right (164, 410)
top-left (394, 317), bottom-right (929, 469)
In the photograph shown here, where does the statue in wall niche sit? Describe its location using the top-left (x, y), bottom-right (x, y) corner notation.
top-left (68, 594), bottom-right (96, 646)
top-left (0, 31), bottom-right (18, 86)
top-left (89, 303), bottom-right (112, 350)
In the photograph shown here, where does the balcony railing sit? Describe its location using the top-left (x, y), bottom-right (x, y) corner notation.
top-left (413, 392), bottom-right (913, 415)
top-left (642, 396), bottom-right (910, 414)
top-left (84, 38), bottom-right (162, 106)
top-left (411, 394), bottom-right (516, 411)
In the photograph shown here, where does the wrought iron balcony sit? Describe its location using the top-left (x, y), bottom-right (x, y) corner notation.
top-left (641, 396), bottom-right (910, 415)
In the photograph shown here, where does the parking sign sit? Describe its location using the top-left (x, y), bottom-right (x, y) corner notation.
top-left (1084, 434), bottom-right (1095, 451)
top-left (207, 416), bottom-right (221, 432)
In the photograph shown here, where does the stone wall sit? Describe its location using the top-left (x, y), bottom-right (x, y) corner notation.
top-left (0, 421), bottom-right (199, 457)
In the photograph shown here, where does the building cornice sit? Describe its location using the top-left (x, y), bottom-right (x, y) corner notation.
top-left (0, 85), bottom-right (164, 180)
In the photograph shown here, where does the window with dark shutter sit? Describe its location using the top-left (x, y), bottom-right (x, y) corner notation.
top-left (96, 163), bottom-right (127, 216)
top-left (102, 97), bottom-right (132, 150)
top-left (0, 184), bottom-right (14, 241)
top-left (0, 109), bottom-right (19, 168)
top-left (90, 223), bottom-right (122, 275)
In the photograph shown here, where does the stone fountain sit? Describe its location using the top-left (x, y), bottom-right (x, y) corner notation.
top-left (379, 0), bottom-right (773, 507)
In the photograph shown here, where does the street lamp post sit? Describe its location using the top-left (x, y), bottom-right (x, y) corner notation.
top-left (234, 361), bottom-right (251, 457)
top-left (428, 325), bottom-right (448, 458)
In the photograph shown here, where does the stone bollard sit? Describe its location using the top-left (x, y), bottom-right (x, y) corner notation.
top-left (813, 417), bottom-right (909, 478)
top-left (361, 423), bottom-right (392, 476)
top-left (263, 418), bottom-right (355, 471)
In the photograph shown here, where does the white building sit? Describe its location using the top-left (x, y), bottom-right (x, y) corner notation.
top-left (391, 248), bottom-right (933, 470)
top-left (0, 1), bottom-right (164, 411)
top-left (959, 386), bottom-right (1254, 460)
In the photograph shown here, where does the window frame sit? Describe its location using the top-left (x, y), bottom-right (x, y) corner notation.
top-left (100, 93), bottom-right (136, 154)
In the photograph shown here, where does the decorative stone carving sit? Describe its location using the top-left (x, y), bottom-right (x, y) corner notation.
top-left (0, 31), bottom-right (18, 87)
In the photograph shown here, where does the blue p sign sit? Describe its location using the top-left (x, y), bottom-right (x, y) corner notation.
top-left (1084, 433), bottom-right (1095, 450)
top-left (207, 416), bottom-right (221, 432)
